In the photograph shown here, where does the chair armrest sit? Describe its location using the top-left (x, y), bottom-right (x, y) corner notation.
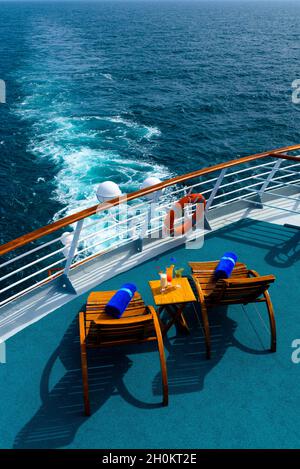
top-left (147, 304), bottom-right (158, 317)
top-left (222, 274), bottom-right (275, 286)
top-left (248, 269), bottom-right (260, 278)
top-left (248, 270), bottom-right (276, 283)
top-left (191, 274), bottom-right (206, 303)
top-left (148, 305), bottom-right (165, 340)
top-left (93, 315), bottom-right (152, 326)
top-left (79, 311), bottom-right (86, 345)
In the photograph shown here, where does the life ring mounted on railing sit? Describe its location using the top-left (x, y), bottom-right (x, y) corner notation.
top-left (164, 193), bottom-right (206, 237)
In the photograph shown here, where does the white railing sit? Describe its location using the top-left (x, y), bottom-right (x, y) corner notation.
top-left (0, 150), bottom-right (299, 306)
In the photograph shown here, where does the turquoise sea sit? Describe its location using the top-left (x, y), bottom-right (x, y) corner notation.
top-left (0, 0), bottom-right (300, 243)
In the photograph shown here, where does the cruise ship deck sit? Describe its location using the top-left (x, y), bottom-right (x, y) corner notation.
top-left (1, 218), bottom-right (299, 449)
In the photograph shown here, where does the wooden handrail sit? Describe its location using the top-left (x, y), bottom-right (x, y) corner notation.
top-left (0, 143), bottom-right (300, 257)
top-left (267, 152), bottom-right (300, 162)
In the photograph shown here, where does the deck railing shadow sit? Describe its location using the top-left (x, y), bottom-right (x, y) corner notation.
top-left (265, 229), bottom-right (300, 268)
top-left (211, 218), bottom-right (300, 268)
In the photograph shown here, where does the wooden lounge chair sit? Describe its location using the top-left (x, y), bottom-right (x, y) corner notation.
top-left (79, 290), bottom-right (168, 416)
top-left (189, 261), bottom-right (276, 359)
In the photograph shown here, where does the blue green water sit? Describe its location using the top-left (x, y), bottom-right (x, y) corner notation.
top-left (1, 0), bottom-right (300, 243)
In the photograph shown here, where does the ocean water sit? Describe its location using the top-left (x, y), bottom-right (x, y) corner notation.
top-left (0, 0), bottom-right (300, 244)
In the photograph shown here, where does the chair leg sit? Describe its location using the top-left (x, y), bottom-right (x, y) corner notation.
top-left (200, 301), bottom-right (211, 360)
top-left (263, 291), bottom-right (277, 353)
top-left (79, 313), bottom-right (91, 416)
top-left (152, 309), bottom-right (169, 406)
top-left (80, 343), bottom-right (91, 416)
top-left (192, 276), bottom-right (212, 359)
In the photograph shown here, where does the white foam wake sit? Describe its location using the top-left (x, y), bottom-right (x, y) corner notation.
top-left (14, 103), bottom-right (171, 254)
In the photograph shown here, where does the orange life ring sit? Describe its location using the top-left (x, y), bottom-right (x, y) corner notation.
top-left (164, 193), bottom-right (206, 236)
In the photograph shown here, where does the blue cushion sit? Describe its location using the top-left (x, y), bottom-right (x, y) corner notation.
top-left (214, 252), bottom-right (238, 280)
top-left (105, 283), bottom-right (137, 319)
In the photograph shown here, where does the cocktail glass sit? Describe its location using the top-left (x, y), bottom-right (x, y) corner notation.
top-left (159, 272), bottom-right (168, 292)
top-left (166, 265), bottom-right (174, 286)
top-left (175, 268), bottom-right (184, 278)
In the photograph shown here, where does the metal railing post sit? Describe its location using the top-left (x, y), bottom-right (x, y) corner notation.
top-left (60, 219), bottom-right (84, 294)
top-left (256, 159), bottom-right (283, 208)
top-left (204, 168), bottom-right (227, 230)
top-left (0, 340), bottom-right (6, 364)
top-left (137, 191), bottom-right (160, 252)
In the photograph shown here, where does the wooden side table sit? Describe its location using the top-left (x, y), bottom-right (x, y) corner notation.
top-left (148, 277), bottom-right (197, 335)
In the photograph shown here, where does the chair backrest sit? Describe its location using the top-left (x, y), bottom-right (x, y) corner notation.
top-left (84, 291), bottom-right (155, 347)
top-left (208, 275), bottom-right (275, 305)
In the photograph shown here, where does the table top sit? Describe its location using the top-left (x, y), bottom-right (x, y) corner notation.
top-left (149, 277), bottom-right (197, 306)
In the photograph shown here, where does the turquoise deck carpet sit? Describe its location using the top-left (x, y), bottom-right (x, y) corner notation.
top-left (0, 219), bottom-right (299, 449)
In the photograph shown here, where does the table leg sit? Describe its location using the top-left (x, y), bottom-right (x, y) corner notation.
top-left (162, 304), bottom-right (190, 335)
top-left (175, 304), bottom-right (190, 333)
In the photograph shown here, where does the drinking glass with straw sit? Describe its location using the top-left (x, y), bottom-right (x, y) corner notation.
top-left (166, 264), bottom-right (174, 286)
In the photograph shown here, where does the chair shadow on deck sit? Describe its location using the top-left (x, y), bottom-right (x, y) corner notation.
top-left (152, 302), bottom-right (237, 397)
top-left (13, 312), bottom-right (169, 449)
top-left (13, 314), bottom-right (148, 449)
top-left (13, 300), bottom-right (270, 449)
top-left (152, 299), bottom-right (271, 398)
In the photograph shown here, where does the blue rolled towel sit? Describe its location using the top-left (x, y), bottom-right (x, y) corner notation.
top-left (105, 283), bottom-right (137, 319)
top-left (214, 252), bottom-right (238, 280)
